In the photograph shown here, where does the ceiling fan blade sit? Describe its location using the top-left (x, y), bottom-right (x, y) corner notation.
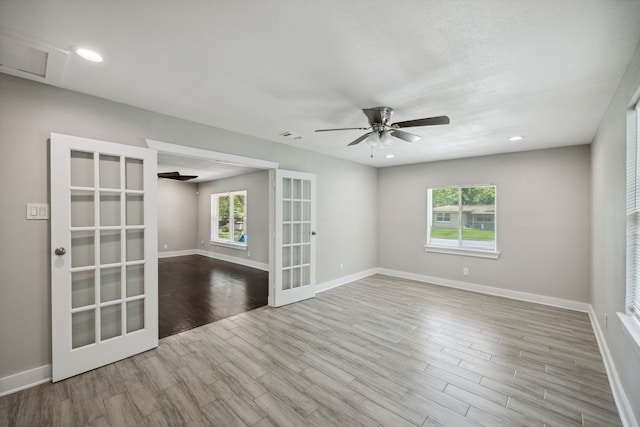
top-left (157, 172), bottom-right (180, 178)
top-left (363, 107), bottom-right (393, 125)
top-left (390, 129), bottom-right (421, 143)
top-left (157, 172), bottom-right (198, 181)
top-left (315, 127), bottom-right (369, 132)
top-left (348, 132), bottom-right (373, 146)
top-left (392, 115), bottom-right (450, 128)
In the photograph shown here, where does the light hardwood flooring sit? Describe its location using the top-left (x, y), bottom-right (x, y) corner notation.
top-left (0, 275), bottom-right (621, 426)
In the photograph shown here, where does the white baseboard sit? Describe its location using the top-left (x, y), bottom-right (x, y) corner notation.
top-left (0, 365), bottom-right (51, 397)
top-left (316, 268), bottom-right (377, 293)
top-left (376, 268), bottom-right (591, 312)
top-left (197, 249), bottom-right (269, 271)
top-left (588, 307), bottom-right (638, 427)
top-left (158, 249), bottom-right (199, 258)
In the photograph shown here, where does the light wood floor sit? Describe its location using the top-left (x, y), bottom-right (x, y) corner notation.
top-left (0, 275), bottom-right (621, 426)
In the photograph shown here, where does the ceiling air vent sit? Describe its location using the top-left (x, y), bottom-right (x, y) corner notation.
top-left (279, 131), bottom-right (303, 140)
top-left (0, 30), bottom-right (68, 85)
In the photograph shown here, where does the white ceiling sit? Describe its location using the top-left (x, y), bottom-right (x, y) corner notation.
top-left (2, 1), bottom-right (640, 167)
top-left (157, 153), bottom-right (261, 183)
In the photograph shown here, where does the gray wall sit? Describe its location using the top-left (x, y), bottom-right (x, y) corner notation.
top-left (378, 145), bottom-right (591, 302)
top-left (157, 179), bottom-right (198, 254)
top-left (0, 73), bottom-right (378, 378)
top-left (591, 39), bottom-right (640, 419)
top-left (197, 171), bottom-right (270, 264)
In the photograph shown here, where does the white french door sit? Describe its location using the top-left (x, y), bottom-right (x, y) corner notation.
top-left (50, 133), bottom-right (158, 382)
top-left (273, 170), bottom-right (316, 307)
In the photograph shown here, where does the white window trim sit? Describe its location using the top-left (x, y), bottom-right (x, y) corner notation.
top-left (425, 185), bottom-right (499, 259)
top-left (621, 99), bottom-right (640, 356)
top-left (211, 190), bottom-right (247, 247)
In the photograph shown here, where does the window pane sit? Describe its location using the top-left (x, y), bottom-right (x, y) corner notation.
top-left (430, 187), bottom-right (459, 247)
top-left (218, 195), bottom-right (230, 240)
top-left (428, 186), bottom-right (496, 251)
top-left (233, 194), bottom-right (246, 242)
top-left (461, 186), bottom-right (496, 250)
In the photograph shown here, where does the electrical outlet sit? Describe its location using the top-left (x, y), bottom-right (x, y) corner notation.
top-left (163, 244), bottom-right (168, 250)
top-left (339, 263), bottom-right (344, 271)
top-left (463, 267), bottom-right (469, 276)
top-left (201, 240), bottom-right (204, 245)
top-left (248, 251), bottom-right (251, 257)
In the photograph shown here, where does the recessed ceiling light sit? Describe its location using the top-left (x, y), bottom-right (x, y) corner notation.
top-left (385, 154), bottom-right (395, 159)
top-left (509, 135), bottom-right (524, 142)
top-left (75, 47), bottom-right (103, 63)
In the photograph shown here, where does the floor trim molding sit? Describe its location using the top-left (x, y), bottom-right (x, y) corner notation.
top-left (588, 307), bottom-right (638, 427)
top-left (0, 365), bottom-right (51, 397)
top-left (158, 249), bottom-right (199, 258)
top-left (196, 249), bottom-right (269, 271)
top-left (316, 269), bottom-right (377, 293)
top-left (376, 268), bottom-right (591, 312)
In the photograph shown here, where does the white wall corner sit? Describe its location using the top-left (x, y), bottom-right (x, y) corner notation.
top-left (589, 308), bottom-right (638, 427)
top-left (316, 269), bottom-right (378, 293)
top-left (0, 365), bottom-right (51, 397)
top-left (197, 249), bottom-right (269, 271)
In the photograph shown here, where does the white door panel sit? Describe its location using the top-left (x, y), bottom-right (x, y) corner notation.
top-left (274, 170), bottom-right (316, 307)
top-left (50, 133), bottom-right (158, 382)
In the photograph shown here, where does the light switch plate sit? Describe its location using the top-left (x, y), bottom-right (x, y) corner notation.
top-left (27, 203), bottom-right (49, 220)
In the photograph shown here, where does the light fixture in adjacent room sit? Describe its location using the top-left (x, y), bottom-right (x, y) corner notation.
top-left (75, 47), bottom-right (103, 62)
top-left (509, 135), bottom-right (524, 142)
top-left (385, 154), bottom-right (395, 159)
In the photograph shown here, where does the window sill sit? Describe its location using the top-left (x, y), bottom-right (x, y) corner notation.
top-left (617, 312), bottom-right (640, 359)
top-left (424, 245), bottom-right (500, 259)
top-left (210, 241), bottom-right (248, 251)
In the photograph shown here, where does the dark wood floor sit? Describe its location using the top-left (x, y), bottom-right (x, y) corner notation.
top-left (158, 255), bottom-right (268, 338)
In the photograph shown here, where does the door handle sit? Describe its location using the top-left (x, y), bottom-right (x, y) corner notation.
top-left (54, 247), bottom-right (66, 256)
top-left (311, 231), bottom-right (317, 236)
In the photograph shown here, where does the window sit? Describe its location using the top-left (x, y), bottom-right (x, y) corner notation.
top-left (436, 212), bottom-right (451, 222)
top-left (426, 185), bottom-right (497, 256)
top-left (211, 190), bottom-right (247, 246)
top-left (623, 101), bottom-right (640, 355)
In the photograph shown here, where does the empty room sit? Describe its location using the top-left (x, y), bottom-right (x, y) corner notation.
top-left (1, 1), bottom-right (640, 426)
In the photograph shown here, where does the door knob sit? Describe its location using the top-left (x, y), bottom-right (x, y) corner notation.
top-left (311, 231), bottom-right (317, 236)
top-left (54, 247), bottom-right (66, 256)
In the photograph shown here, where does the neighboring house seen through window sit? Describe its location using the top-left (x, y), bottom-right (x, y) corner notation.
top-left (426, 185), bottom-right (496, 253)
top-left (211, 190), bottom-right (247, 246)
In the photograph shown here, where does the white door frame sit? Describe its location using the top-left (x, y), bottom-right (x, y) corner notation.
top-left (145, 139), bottom-right (282, 306)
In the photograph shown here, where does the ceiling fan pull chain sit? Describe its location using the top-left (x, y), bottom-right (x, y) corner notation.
top-left (370, 145), bottom-right (374, 159)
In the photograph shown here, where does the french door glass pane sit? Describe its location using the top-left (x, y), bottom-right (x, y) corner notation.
top-left (125, 158), bottom-right (143, 191)
top-left (71, 191), bottom-right (94, 227)
top-left (72, 310), bottom-right (95, 349)
top-left (70, 151), bottom-right (94, 188)
top-left (283, 224), bottom-right (291, 245)
top-left (126, 195), bottom-right (144, 225)
top-left (126, 300), bottom-right (145, 333)
top-left (101, 304), bottom-right (122, 340)
top-left (72, 270), bottom-right (95, 309)
top-left (292, 245), bottom-right (301, 265)
top-left (282, 246), bottom-right (291, 268)
top-left (126, 230), bottom-right (144, 261)
top-left (100, 230), bottom-right (121, 265)
top-left (283, 200), bottom-right (291, 221)
top-left (302, 266), bottom-right (310, 286)
top-left (99, 155), bottom-right (120, 189)
top-left (282, 269), bottom-right (291, 290)
top-left (292, 179), bottom-right (301, 199)
top-left (283, 178), bottom-right (291, 198)
top-left (100, 267), bottom-right (121, 302)
top-left (71, 231), bottom-right (95, 268)
top-left (126, 265), bottom-right (144, 297)
top-left (100, 193), bottom-right (120, 226)
top-left (291, 267), bottom-right (301, 288)
top-left (292, 223), bottom-right (301, 244)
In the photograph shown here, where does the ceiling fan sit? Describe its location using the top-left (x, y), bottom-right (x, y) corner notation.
top-left (157, 171), bottom-right (198, 181)
top-left (315, 107), bottom-right (449, 147)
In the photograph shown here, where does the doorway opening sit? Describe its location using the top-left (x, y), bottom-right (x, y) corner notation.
top-left (148, 139), bottom-right (279, 338)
